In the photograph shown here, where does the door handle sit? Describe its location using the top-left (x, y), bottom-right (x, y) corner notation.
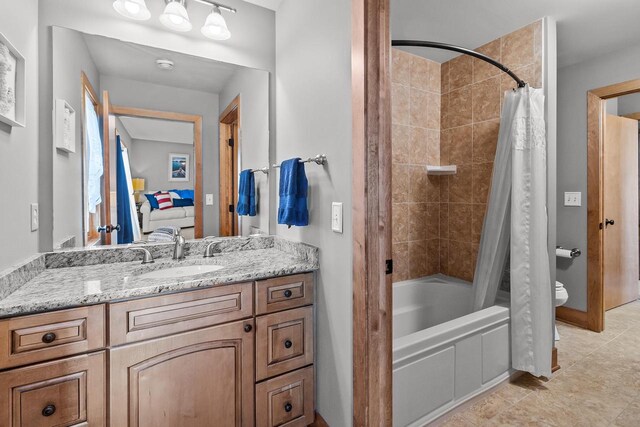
top-left (605, 218), bottom-right (615, 228)
top-left (97, 224), bottom-right (121, 233)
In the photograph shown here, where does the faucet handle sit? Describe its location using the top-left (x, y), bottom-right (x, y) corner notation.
top-left (131, 247), bottom-right (154, 264)
top-left (204, 241), bottom-right (218, 258)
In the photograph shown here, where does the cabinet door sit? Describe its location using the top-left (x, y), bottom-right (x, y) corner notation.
top-left (110, 319), bottom-right (255, 427)
top-left (0, 351), bottom-right (105, 427)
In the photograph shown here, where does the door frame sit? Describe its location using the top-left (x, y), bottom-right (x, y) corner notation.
top-left (352, 0), bottom-right (393, 425)
top-left (109, 105), bottom-right (204, 239)
top-left (570, 78), bottom-right (640, 332)
top-left (219, 96), bottom-right (240, 237)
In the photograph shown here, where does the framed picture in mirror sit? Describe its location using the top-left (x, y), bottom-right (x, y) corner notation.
top-left (54, 99), bottom-right (76, 152)
top-left (0, 32), bottom-right (25, 128)
top-left (169, 153), bottom-right (190, 182)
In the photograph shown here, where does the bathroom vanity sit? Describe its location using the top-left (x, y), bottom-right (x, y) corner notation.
top-left (0, 236), bottom-right (318, 427)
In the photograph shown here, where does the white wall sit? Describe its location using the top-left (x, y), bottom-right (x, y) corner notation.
top-left (100, 75), bottom-right (219, 236)
top-left (129, 139), bottom-right (195, 192)
top-left (51, 27), bottom-right (100, 248)
top-left (38, 0), bottom-right (276, 250)
top-left (0, 0), bottom-right (39, 271)
top-left (276, 1), bottom-right (353, 425)
top-left (557, 44), bottom-right (640, 311)
top-left (220, 68), bottom-right (270, 236)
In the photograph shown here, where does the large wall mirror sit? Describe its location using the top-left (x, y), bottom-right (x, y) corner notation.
top-left (51, 26), bottom-right (270, 248)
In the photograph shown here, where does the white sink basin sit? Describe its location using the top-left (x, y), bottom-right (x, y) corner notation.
top-left (138, 264), bottom-right (224, 280)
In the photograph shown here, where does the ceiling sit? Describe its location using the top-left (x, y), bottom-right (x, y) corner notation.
top-left (118, 116), bottom-right (194, 145)
top-left (391, 0), bottom-right (640, 68)
top-left (82, 33), bottom-right (241, 93)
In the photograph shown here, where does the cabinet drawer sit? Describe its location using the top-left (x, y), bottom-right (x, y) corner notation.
top-left (256, 366), bottom-right (314, 427)
top-left (255, 273), bottom-right (314, 315)
top-left (256, 307), bottom-right (313, 381)
top-left (0, 351), bottom-right (106, 426)
top-left (109, 283), bottom-right (253, 346)
top-left (0, 305), bottom-right (105, 369)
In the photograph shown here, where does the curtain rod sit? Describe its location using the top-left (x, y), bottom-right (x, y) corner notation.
top-left (391, 40), bottom-right (527, 88)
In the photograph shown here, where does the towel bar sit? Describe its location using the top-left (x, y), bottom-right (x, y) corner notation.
top-left (272, 154), bottom-right (327, 169)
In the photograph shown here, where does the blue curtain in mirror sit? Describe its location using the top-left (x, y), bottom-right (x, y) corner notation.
top-left (116, 135), bottom-right (134, 244)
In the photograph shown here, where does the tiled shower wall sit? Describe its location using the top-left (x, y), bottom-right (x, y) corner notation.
top-left (392, 20), bottom-right (543, 284)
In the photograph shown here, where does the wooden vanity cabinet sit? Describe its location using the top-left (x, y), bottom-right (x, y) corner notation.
top-left (109, 319), bottom-right (255, 427)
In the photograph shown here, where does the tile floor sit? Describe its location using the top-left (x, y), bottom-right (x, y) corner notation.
top-left (435, 299), bottom-right (640, 426)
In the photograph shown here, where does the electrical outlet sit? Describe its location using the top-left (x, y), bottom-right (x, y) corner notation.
top-left (206, 194), bottom-right (214, 205)
top-left (332, 202), bottom-right (343, 233)
top-left (30, 203), bottom-right (39, 231)
top-left (564, 192), bottom-right (581, 207)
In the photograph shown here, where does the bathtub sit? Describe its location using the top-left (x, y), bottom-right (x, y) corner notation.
top-left (393, 274), bottom-right (511, 427)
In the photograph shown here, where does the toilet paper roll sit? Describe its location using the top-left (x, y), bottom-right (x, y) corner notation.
top-left (556, 248), bottom-right (573, 258)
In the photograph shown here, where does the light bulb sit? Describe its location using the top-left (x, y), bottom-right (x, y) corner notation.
top-left (124, 1), bottom-right (140, 14)
top-left (113, 0), bottom-right (150, 21)
top-left (160, 0), bottom-right (192, 32)
top-left (201, 6), bottom-right (231, 40)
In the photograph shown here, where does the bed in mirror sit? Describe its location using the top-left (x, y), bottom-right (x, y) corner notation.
top-left (50, 26), bottom-right (270, 249)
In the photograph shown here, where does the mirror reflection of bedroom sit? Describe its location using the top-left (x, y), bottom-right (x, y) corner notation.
top-left (52, 26), bottom-right (269, 248)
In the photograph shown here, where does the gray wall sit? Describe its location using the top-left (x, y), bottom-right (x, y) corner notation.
top-left (557, 43), bottom-right (640, 311)
top-left (38, 0), bottom-right (276, 251)
top-left (618, 93), bottom-right (640, 115)
top-left (99, 75), bottom-right (219, 237)
top-left (220, 68), bottom-right (270, 236)
top-left (276, 1), bottom-right (353, 425)
top-left (51, 27), bottom-right (99, 248)
top-left (129, 139), bottom-right (195, 192)
top-left (0, 0), bottom-right (39, 271)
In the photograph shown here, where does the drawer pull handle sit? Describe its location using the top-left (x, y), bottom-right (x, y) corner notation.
top-left (284, 289), bottom-right (293, 298)
top-left (284, 402), bottom-right (293, 413)
top-left (42, 404), bottom-right (56, 417)
top-left (284, 339), bottom-right (293, 349)
top-left (42, 332), bottom-right (57, 344)
top-left (244, 324), bottom-right (253, 333)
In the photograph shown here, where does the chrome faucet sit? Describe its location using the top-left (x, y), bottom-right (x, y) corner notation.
top-left (173, 229), bottom-right (186, 260)
top-left (204, 241), bottom-right (219, 258)
top-left (131, 247), bottom-right (154, 264)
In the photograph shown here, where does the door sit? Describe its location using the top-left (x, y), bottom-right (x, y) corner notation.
top-left (603, 114), bottom-right (639, 310)
top-left (219, 96), bottom-right (240, 237)
top-left (109, 319), bottom-right (254, 427)
top-left (98, 90), bottom-right (113, 245)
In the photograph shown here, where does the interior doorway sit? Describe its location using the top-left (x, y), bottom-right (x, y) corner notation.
top-left (577, 79), bottom-right (640, 332)
top-left (219, 95), bottom-right (240, 237)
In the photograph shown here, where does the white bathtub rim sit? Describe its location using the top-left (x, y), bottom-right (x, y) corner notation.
top-left (393, 304), bottom-right (510, 368)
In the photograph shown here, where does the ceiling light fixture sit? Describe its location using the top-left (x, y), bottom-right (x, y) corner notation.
top-left (114, 0), bottom-right (236, 40)
top-left (112, 0), bottom-right (151, 20)
top-left (156, 59), bottom-right (175, 70)
top-left (201, 5), bottom-right (232, 40)
top-left (160, 0), bottom-right (193, 32)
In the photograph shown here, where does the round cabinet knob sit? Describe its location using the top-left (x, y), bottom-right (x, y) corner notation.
top-left (284, 402), bottom-right (293, 413)
top-left (244, 324), bottom-right (252, 333)
top-left (42, 404), bottom-right (56, 417)
top-left (41, 332), bottom-right (56, 344)
top-left (284, 290), bottom-right (292, 298)
top-left (284, 339), bottom-right (293, 349)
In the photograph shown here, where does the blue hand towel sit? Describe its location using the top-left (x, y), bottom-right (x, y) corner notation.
top-left (237, 169), bottom-right (256, 216)
top-left (278, 158), bottom-right (309, 227)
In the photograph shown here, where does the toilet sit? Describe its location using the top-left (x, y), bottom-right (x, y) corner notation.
top-left (555, 281), bottom-right (569, 340)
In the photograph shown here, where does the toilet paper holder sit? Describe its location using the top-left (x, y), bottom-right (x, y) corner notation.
top-left (556, 246), bottom-right (581, 258)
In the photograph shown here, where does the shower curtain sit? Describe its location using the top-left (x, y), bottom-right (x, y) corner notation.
top-left (472, 86), bottom-right (552, 377)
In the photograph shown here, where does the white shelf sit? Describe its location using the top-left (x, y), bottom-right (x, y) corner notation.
top-left (426, 165), bottom-right (457, 175)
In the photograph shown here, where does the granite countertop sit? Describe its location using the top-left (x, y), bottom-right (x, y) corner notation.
top-left (0, 236), bottom-right (318, 317)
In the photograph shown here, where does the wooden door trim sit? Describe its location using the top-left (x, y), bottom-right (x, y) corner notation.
top-left (110, 105), bottom-right (204, 239)
top-left (102, 91), bottom-right (113, 245)
top-left (81, 72), bottom-right (101, 246)
top-left (622, 112), bottom-right (640, 120)
top-left (219, 96), bottom-right (240, 237)
top-left (582, 78), bottom-right (640, 332)
top-left (352, 0), bottom-right (393, 425)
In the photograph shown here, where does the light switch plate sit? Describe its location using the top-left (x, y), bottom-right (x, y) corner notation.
top-left (205, 194), bottom-right (214, 205)
top-left (332, 202), bottom-right (343, 233)
top-left (564, 192), bottom-right (581, 207)
top-left (30, 203), bottom-right (39, 231)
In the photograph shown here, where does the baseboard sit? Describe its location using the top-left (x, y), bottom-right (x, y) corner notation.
top-left (552, 346), bottom-right (560, 373)
top-left (556, 306), bottom-right (588, 329)
top-left (311, 411), bottom-right (330, 427)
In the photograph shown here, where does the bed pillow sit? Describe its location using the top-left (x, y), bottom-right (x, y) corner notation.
top-left (144, 193), bottom-right (160, 210)
top-left (173, 198), bottom-right (194, 207)
top-left (155, 192), bottom-right (173, 210)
